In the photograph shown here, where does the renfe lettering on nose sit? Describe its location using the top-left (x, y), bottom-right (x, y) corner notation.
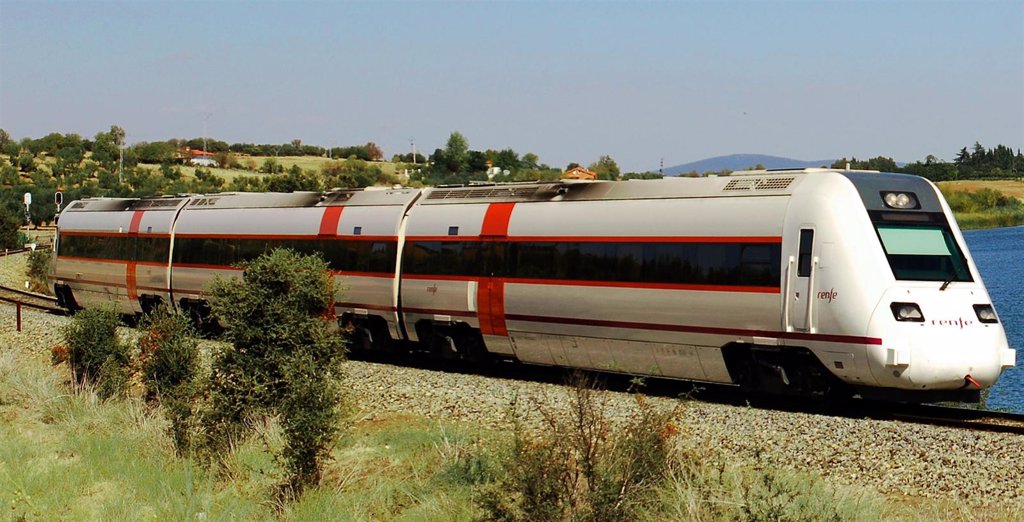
top-left (932, 317), bottom-right (974, 329)
top-left (817, 288), bottom-right (838, 303)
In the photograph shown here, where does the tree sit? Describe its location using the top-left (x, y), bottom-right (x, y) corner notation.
top-left (53, 146), bottom-right (85, 184)
top-left (291, 138), bottom-right (303, 149)
top-left (110, 125), bottom-right (126, 148)
top-left (365, 142), bottom-right (384, 161)
top-left (0, 207), bottom-right (22, 248)
top-left (3, 141), bottom-right (19, 161)
top-left (588, 155), bottom-right (620, 180)
top-left (0, 128), bottom-right (10, 150)
top-left (493, 148), bottom-right (520, 171)
top-left (135, 141), bottom-right (176, 163)
top-left (522, 152), bottom-right (540, 170)
top-left (954, 147), bottom-right (970, 166)
top-left (92, 131), bottom-right (119, 168)
top-left (444, 131), bottom-right (469, 173)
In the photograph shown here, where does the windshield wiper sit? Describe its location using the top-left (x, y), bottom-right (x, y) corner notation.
top-left (940, 280), bottom-right (952, 291)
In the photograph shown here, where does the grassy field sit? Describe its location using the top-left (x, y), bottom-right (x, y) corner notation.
top-left (937, 179), bottom-right (1024, 200)
top-left (938, 179), bottom-right (1024, 229)
top-left (142, 156), bottom-right (403, 183)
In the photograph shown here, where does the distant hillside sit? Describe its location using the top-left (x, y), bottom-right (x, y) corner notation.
top-left (662, 154), bottom-right (834, 175)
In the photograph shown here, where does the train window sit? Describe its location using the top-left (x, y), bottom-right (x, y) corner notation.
top-left (502, 240), bottom-right (780, 288)
top-left (797, 230), bottom-right (814, 277)
top-left (875, 225), bottom-right (972, 282)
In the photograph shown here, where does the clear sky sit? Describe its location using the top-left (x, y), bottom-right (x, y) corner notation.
top-left (1, 0), bottom-right (1021, 172)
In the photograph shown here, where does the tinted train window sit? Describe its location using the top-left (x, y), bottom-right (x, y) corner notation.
top-left (173, 237), bottom-right (396, 274)
top-left (875, 225), bottom-right (972, 282)
top-left (136, 237), bottom-right (170, 263)
top-left (797, 230), bottom-right (814, 277)
top-left (60, 235), bottom-right (132, 261)
top-left (404, 241), bottom-right (489, 277)
top-left (408, 239), bottom-right (781, 288)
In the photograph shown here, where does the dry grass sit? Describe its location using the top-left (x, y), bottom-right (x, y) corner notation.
top-left (138, 156), bottom-right (400, 183)
top-left (938, 179), bottom-right (1024, 200)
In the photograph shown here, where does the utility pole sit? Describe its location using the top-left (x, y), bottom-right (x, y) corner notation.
top-left (410, 138), bottom-right (417, 164)
top-left (201, 111), bottom-right (212, 153)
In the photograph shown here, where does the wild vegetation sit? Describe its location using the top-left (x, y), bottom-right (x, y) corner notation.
top-left (4, 320), bottom-right (1015, 519)
top-left (938, 185), bottom-right (1024, 229)
top-left (203, 248), bottom-right (348, 496)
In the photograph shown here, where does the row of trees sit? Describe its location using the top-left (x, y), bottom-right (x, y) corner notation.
top-left (409, 131), bottom-right (650, 186)
top-left (831, 142), bottom-right (1021, 182)
top-left (0, 128), bottom-right (386, 165)
top-left (1, 127), bottom-right (644, 186)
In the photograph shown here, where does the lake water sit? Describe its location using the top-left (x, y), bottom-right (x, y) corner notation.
top-left (963, 226), bottom-right (1023, 412)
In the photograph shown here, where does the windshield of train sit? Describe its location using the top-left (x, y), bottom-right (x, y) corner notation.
top-left (875, 224), bottom-right (972, 282)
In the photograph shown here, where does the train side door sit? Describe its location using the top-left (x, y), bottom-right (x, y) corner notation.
top-left (786, 228), bottom-right (817, 332)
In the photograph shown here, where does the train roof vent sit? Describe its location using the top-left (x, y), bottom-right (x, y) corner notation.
top-left (722, 176), bottom-right (795, 192)
top-left (131, 198), bottom-right (184, 209)
top-left (427, 185), bottom-right (541, 200)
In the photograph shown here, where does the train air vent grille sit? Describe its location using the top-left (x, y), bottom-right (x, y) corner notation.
top-left (722, 176), bottom-right (795, 192)
top-left (133, 199), bottom-right (182, 209)
top-left (427, 186), bottom-right (541, 200)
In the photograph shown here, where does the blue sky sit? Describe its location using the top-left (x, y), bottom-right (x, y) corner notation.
top-left (1, 0), bottom-right (1021, 172)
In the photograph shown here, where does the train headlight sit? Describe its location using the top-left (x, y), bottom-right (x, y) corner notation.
top-left (973, 304), bottom-right (999, 324)
top-left (882, 191), bottom-right (919, 209)
top-left (890, 302), bottom-right (925, 322)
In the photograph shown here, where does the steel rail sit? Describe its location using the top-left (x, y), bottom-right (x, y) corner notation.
top-left (0, 285), bottom-right (66, 314)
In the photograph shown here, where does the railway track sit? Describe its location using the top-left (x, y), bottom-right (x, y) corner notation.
top-left (0, 244), bottom-right (52, 256)
top-left (352, 352), bottom-right (1024, 436)
top-left (0, 284), bottom-right (65, 314)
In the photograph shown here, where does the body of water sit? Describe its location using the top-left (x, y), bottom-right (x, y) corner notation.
top-left (963, 225), bottom-right (1023, 412)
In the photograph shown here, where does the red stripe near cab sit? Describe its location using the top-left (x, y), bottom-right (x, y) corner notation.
top-left (126, 210), bottom-right (144, 301)
top-left (481, 202), bottom-right (516, 237)
top-left (129, 210), bottom-right (145, 234)
top-left (488, 281), bottom-right (507, 335)
top-left (319, 206), bottom-right (344, 237)
top-left (477, 203), bottom-right (515, 336)
top-left (477, 283), bottom-right (493, 334)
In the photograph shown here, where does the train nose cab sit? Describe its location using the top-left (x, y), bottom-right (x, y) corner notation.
top-left (864, 212), bottom-right (1014, 394)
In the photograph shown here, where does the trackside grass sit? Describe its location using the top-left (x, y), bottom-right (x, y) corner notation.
top-left (0, 307), bottom-right (1020, 520)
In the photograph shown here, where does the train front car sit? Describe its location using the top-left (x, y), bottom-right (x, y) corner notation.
top-left (778, 169), bottom-right (1014, 402)
top-left (50, 197), bottom-right (187, 315)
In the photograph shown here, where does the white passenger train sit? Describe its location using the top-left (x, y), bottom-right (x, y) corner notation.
top-left (50, 168), bottom-right (1015, 402)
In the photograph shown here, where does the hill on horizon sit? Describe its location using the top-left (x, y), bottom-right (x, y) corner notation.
top-left (661, 154), bottom-right (835, 175)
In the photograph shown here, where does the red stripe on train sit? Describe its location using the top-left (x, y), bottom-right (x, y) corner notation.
top-left (503, 313), bottom-right (883, 346)
top-left (318, 206), bottom-right (345, 237)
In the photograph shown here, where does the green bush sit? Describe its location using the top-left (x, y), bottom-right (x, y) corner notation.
top-left (139, 307), bottom-right (202, 454)
top-left (26, 247), bottom-right (52, 293)
top-left (204, 248), bottom-right (347, 496)
top-left (60, 307), bottom-right (130, 399)
top-left (475, 373), bottom-right (680, 522)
